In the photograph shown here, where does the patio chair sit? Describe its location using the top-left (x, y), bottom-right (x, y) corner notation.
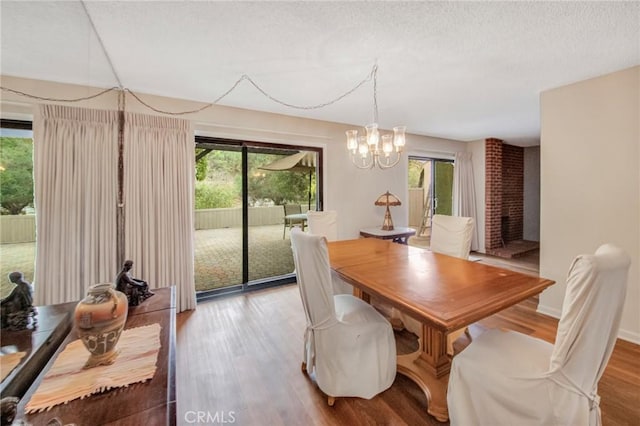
top-left (283, 204), bottom-right (305, 239)
top-left (290, 228), bottom-right (396, 405)
top-left (447, 243), bottom-right (631, 426)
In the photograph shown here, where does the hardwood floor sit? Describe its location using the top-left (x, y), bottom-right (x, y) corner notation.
top-left (176, 252), bottom-right (640, 425)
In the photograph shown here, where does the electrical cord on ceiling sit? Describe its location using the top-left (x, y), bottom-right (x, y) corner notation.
top-left (80, 0), bottom-right (123, 89)
top-left (1, 63), bottom-right (378, 117)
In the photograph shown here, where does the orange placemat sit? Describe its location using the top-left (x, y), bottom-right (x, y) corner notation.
top-left (0, 351), bottom-right (26, 381)
top-left (25, 323), bottom-right (161, 413)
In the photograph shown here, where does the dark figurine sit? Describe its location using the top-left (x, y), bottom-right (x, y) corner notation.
top-left (0, 397), bottom-right (18, 426)
top-left (115, 260), bottom-right (154, 306)
top-left (1, 272), bottom-right (37, 330)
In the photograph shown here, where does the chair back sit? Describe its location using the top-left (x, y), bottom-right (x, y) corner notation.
top-left (430, 215), bottom-right (474, 259)
top-left (284, 204), bottom-right (302, 216)
top-left (290, 228), bottom-right (336, 327)
top-left (550, 244), bottom-right (630, 391)
top-left (307, 210), bottom-right (338, 241)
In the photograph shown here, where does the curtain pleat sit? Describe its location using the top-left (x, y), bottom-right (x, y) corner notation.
top-left (453, 152), bottom-right (479, 251)
top-left (33, 105), bottom-right (118, 305)
top-left (123, 112), bottom-right (196, 312)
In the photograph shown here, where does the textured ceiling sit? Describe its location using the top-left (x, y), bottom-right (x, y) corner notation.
top-left (1, 1), bottom-right (639, 146)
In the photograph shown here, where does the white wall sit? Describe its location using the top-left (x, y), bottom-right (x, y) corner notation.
top-left (0, 75), bottom-right (467, 241)
top-left (523, 145), bottom-right (540, 241)
top-left (539, 66), bottom-right (640, 343)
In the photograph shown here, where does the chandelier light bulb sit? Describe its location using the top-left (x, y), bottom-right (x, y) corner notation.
top-left (365, 123), bottom-right (379, 148)
top-left (382, 134), bottom-right (393, 155)
top-left (357, 136), bottom-right (368, 158)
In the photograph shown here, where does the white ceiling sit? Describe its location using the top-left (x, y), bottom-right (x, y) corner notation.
top-left (1, 1), bottom-right (639, 147)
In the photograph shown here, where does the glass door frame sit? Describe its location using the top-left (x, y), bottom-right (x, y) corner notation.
top-left (195, 136), bottom-right (323, 302)
top-left (409, 155), bottom-right (454, 235)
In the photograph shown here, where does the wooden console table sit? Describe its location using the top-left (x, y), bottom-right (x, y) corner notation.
top-left (15, 286), bottom-right (176, 426)
top-left (1, 303), bottom-right (74, 399)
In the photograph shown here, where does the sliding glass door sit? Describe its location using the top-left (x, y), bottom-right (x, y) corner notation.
top-left (194, 143), bottom-right (243, 293)
top-left (408, 157), bottom-right (453, 237)
top-left (195, 137), bottom-right (321, 299)
top-left (0, 120), bottom-right (35, 299)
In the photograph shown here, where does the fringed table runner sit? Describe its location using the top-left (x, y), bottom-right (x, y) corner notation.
top-left (0, 351), bottom-right (26, 381)
top-left (25, 323), bottom-right (161, 413)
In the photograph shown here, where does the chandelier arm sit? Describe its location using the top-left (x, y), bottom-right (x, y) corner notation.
top-left (350, 154), bottom-right (375, 169)
top-left (376, 153), bottom-right (402, 170)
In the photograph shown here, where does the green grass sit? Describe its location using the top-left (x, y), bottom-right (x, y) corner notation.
top-left (0, 242), bottom-right (35, 298)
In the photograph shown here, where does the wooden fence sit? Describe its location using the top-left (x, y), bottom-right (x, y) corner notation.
top-left (0, 215), bottom-right (36, 244)
top-left (1, 206), bottom-right (292, 243)
top-left (408, 188), bottom-right (424, 229)
top-left (2, 199), bottom-right (428, 243)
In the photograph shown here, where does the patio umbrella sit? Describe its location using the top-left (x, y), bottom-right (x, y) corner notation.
top-left (259, 151), bottom-right (316, 210)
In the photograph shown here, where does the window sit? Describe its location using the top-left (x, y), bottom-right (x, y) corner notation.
top-left (0, 120), bottom-right (35, 298)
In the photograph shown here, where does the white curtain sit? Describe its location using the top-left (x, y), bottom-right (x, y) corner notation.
top-left (453, 151), bottom-right (479, 251)
top-left (33, 105), bottom-right (119, 305)
top-left (123, 112), bottom-right (196, 312)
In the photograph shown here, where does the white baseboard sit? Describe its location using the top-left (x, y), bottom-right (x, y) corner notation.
top-left (617, 329), bottom-right (640, 345)
top-left (537, 304), bottom-right (640, 345)
top-left (536, 304), bottom-right (561, 319)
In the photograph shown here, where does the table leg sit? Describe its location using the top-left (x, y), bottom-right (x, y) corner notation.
top-left (396, 323), bottom-right (450, 422)
top-left (352, 288), bottom-right (371, 304)
top-left (352, 290), bottom-right (450, 422)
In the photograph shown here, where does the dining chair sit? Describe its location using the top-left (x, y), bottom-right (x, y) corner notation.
top-left (402, 214), bottom-right (475, 355)
top-left (283, 204), bottom-right (304, 239)
top-left (290, 228), bottom-right (396, 406)
top-left (306, 210), bottom-right (352, 295)
top-left (447, 244), bottom-right (631, 426)
top-left (306, 210), bottom-right (338, 241)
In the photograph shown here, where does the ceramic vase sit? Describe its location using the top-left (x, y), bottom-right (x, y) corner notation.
top-left (74, 283), bottom-right (128, 369)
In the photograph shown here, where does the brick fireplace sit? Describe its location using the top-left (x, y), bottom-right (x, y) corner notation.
top-left (485, 138), bottom-right (527, 257)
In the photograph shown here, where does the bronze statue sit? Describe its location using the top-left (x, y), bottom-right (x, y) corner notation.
top-left (0, 397), bottom-right (19, 426)
top-left (1, 272), bottom-right (37, 330)
top-left (115, 260), bottom-right (154, 306)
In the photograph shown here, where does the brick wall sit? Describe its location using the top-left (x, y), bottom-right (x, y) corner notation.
top-left (485, 138), bottom-right (524, 251)
top-left (485, 138), bottom-right (503, 250)
top-left (502, 144), bottom-right (524, 242)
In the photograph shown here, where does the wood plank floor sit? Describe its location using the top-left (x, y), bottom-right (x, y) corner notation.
top-left (176, 252), bottom-right (640, 425)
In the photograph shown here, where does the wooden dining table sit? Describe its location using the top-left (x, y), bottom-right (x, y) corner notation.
top-left (327, 238), bottom-right (555, 422)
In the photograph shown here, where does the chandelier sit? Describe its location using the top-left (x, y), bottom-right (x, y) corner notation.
top-left (346, 65), bottom-right (406, 169)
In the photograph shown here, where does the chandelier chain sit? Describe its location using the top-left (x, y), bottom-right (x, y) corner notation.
top-left (0, 86), bottom-right (120, 102)
top-left (1, 65), bottom-right (378, 117)
top-left (372, 64), bottom-right (379, 124)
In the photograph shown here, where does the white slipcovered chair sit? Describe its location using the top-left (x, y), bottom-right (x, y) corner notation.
top-left (306, 210), bottom-right (338, 241)
top-left (447, 243), bottom-right (631, 426)
top-left (290, 228), bottom-right (396, 405)
top-left (306, 210), bottom-right (352, 295)
top-left (402, 214), bottom-right (475, 355)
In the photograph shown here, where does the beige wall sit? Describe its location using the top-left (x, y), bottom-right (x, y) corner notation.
top-left (539, 66), bottom-right (640, 343)
top-left (524, 145), bottom-right (541, 241)
top-left (0, 75), bottom-right (467, 241)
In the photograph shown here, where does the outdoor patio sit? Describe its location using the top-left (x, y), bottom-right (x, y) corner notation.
top-left (0, 224), bottom-right (295, 297)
